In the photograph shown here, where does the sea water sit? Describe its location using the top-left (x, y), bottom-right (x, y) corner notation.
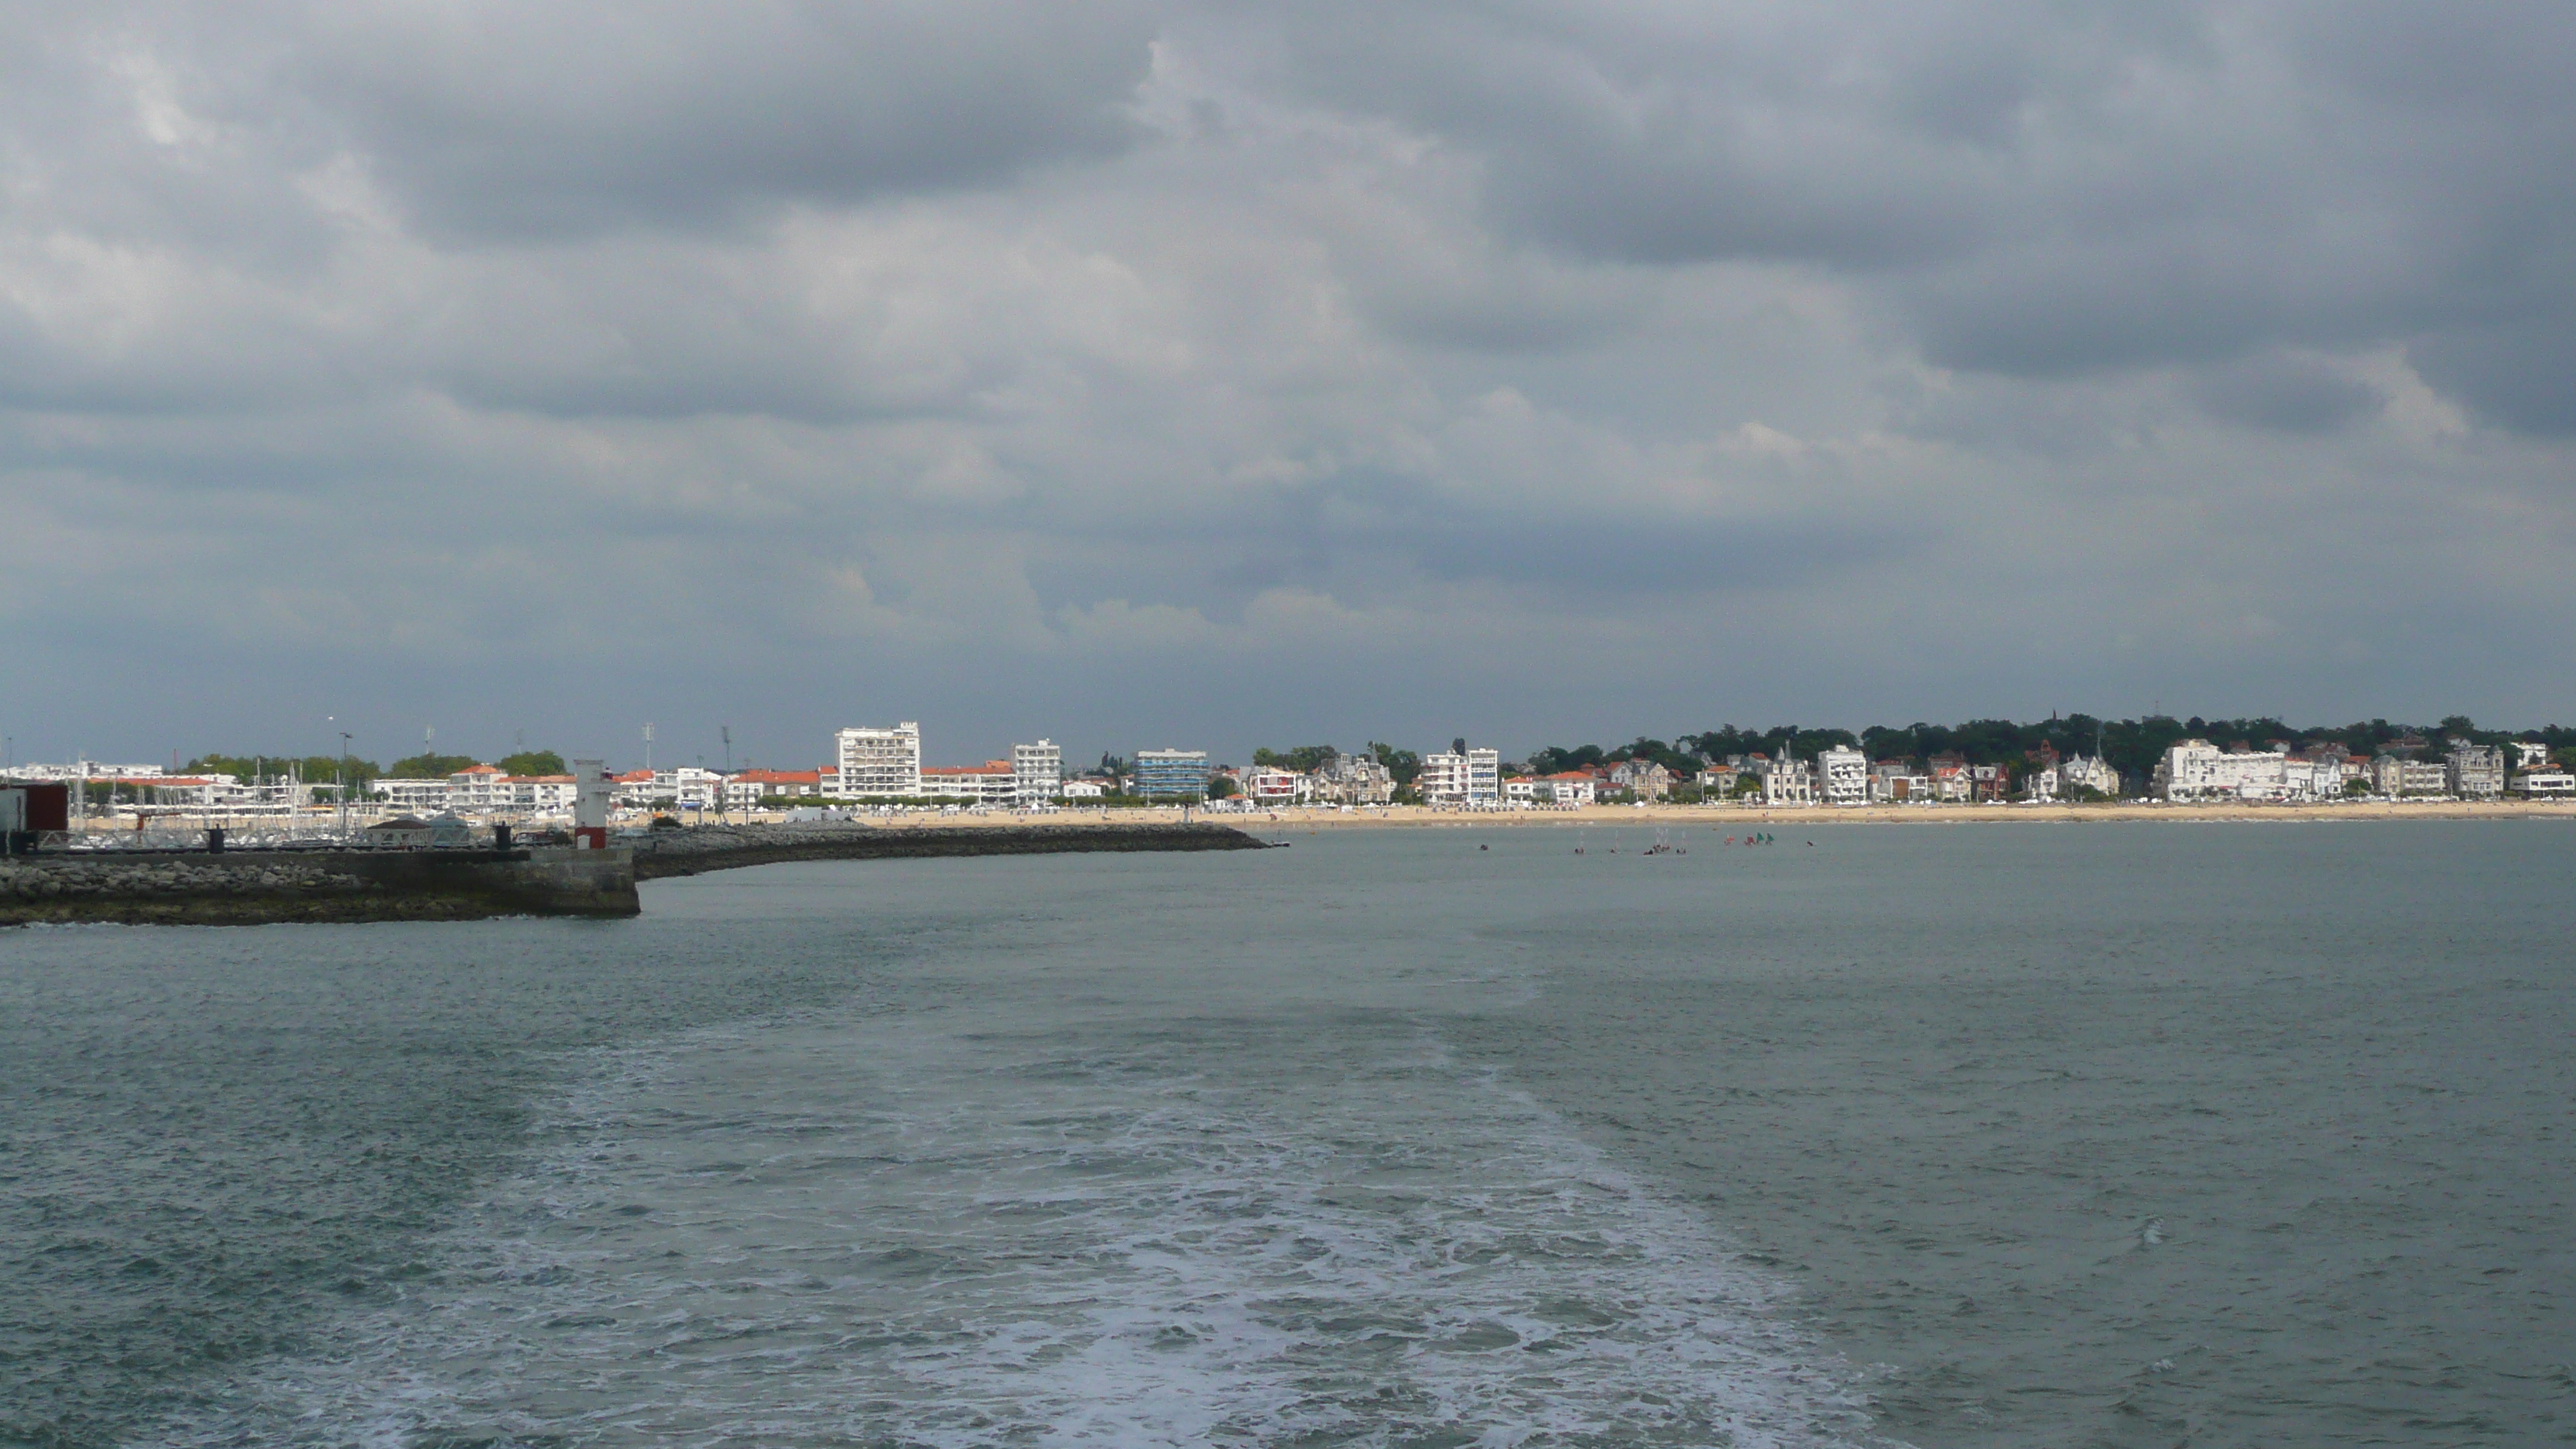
top-left (2, 822), bottom-right (2568, 1447)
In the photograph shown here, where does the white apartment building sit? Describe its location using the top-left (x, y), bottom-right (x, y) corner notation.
top-left (1418, 751), bottom-right (1463, 803)
top-left (2374, 754), bottom-right (2451, 798)
top-left (505, 776), bottom-right (578, 813)
top-left (1012, 740), bottom-right (1062, 803)
top-left (1419, 747), bottom-right (1502, 807)
top-left (448, 764), bottom-right (515, 814)
top-left (651, 766), bottom-right (726, 809)
top-left (2507, 740), bottom-right (2572, 795)
top-left (1467, 747), bottom-right (1500, 805)
top-left (2447, 744), bottom-right (2506, 799)
top-left (1815, 745), bottom-right (1869, 806)
top-left (1060, 779), bottom-right (1106, 799)
top-left (2154, 741), bottom-right (2348, 802)
top-left (1503, 777), bottom-right (1536, 805)
top-left (375, 768), bottom-right (579, 816)
top-left (375, 777), bottom-right (454, 813)
top-left (2514, 766), bottom-right (2576, 796)
top-left (609, 769), bottom-right (657, 807)
top-left (835, 722), bottom-right (923, 797)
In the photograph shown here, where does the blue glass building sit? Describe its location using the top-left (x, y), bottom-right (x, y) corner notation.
top-left (1132, 748), bottom-right (1211, 799)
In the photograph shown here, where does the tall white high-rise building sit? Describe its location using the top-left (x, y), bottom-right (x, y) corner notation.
top-left (834, 722), bottom-right (922, 796)
top-left (1419, 746), bottom-right (1501, 806)
top-left (1012, 740), bottom-right (1062, 803)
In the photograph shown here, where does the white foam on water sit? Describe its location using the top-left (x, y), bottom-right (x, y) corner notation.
top-left (164, 1012), bottom-right (1896, 1449)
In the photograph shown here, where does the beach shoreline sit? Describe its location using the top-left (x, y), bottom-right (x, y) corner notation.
top-left (917, 799), bottom-right (2576, 828)
top-left (53, 799), bottom-right (2574, 843)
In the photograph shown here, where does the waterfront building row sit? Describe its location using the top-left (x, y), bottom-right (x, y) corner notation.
top-left (827, 722), bottom-right (1064, 802)
top-left (2149, 738), bottom-right (2571, 801)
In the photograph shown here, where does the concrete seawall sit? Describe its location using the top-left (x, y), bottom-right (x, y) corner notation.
top-left (625, 820), bottom-right (1273, 880)
top-left (0, 847), bottom-right (639, 927)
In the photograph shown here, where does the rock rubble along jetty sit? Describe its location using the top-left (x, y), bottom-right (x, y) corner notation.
top-left (0, 822), bottom-right (1269, 927)
top-left (0, 847), bottom-right (638, 927)
top-left (624, 820), bottom-right (1275, 880)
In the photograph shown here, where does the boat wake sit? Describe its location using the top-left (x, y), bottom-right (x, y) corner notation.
top-left (166, 1013), bottom-right (1891, 1447)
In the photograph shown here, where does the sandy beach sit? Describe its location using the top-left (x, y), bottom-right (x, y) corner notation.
top-left (862, 798), bottom-right (2576, 830)
top-left (61, 797), bottom-right (2575, 841)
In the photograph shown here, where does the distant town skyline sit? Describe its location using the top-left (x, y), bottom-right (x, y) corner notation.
top-left (20, 707), bottom-right (2571, 789)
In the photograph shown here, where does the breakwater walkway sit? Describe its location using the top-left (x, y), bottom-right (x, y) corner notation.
top-left (0, 821), bottom-right (1270, 927)
top-left (625, 820), bottom-right (1273, 880)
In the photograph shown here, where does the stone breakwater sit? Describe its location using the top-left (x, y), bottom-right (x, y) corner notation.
top-left (0, 825), bottom-right (1269, 926)
top-left (0, 848), bottom-right (639, 927)
top-left (625, 820), bottom-right (1274, 879)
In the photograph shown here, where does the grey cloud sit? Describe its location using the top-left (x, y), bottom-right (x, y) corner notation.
top-left (1219, 2), bottom-right (2576, 432)
top-left (2187, 353), bottom-right (2379, 434)
top-left (293, 1), bottom-right (1161, 240)
top-left (2408, 320), bottom-right (2576, 437)
top-left (1026, 465), bottom-right (1906, 621)
top-left (9, 1), bottom-right (2576, 766)
top-left (0, 8), bottom-right (339, 269)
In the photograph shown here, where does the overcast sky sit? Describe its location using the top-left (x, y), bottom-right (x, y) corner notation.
top-left (7, 2), bottom-right (2574, 771)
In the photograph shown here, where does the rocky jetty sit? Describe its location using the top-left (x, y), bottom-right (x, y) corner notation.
top-left (625, 820), bottom-right (1273, 879)
top-left (0, 823), bottom-right (1269, 926)
top-left (0, 848), bottom-right (637, 927)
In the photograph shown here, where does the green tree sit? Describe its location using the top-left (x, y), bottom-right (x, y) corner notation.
top-left (187, 752), bottom-right (382, 786)
top-left (1529, 744), bottom-right (1605, 774)
top-left (497, 750), bottom-right (567, 777)
top-left (1252, 745), bottom-right (1338, 773)
top-left (1368, 741), bottom-right (1422, 786)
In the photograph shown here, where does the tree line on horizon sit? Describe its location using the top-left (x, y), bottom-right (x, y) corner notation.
top-left (170, 714), bottom-right (2576, 800)
top-left (180, 749), bottom-right (570, 786)
top-left (1247, 715), bottom-right (2576, 793)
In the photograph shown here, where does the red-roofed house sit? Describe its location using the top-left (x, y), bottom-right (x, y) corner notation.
top-left (724, 768), bottom-right (826, 807)
top-left (920, 761), bottom-right (1019, 803)
top-left (1540, 771), bottom-right (1598, 806)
